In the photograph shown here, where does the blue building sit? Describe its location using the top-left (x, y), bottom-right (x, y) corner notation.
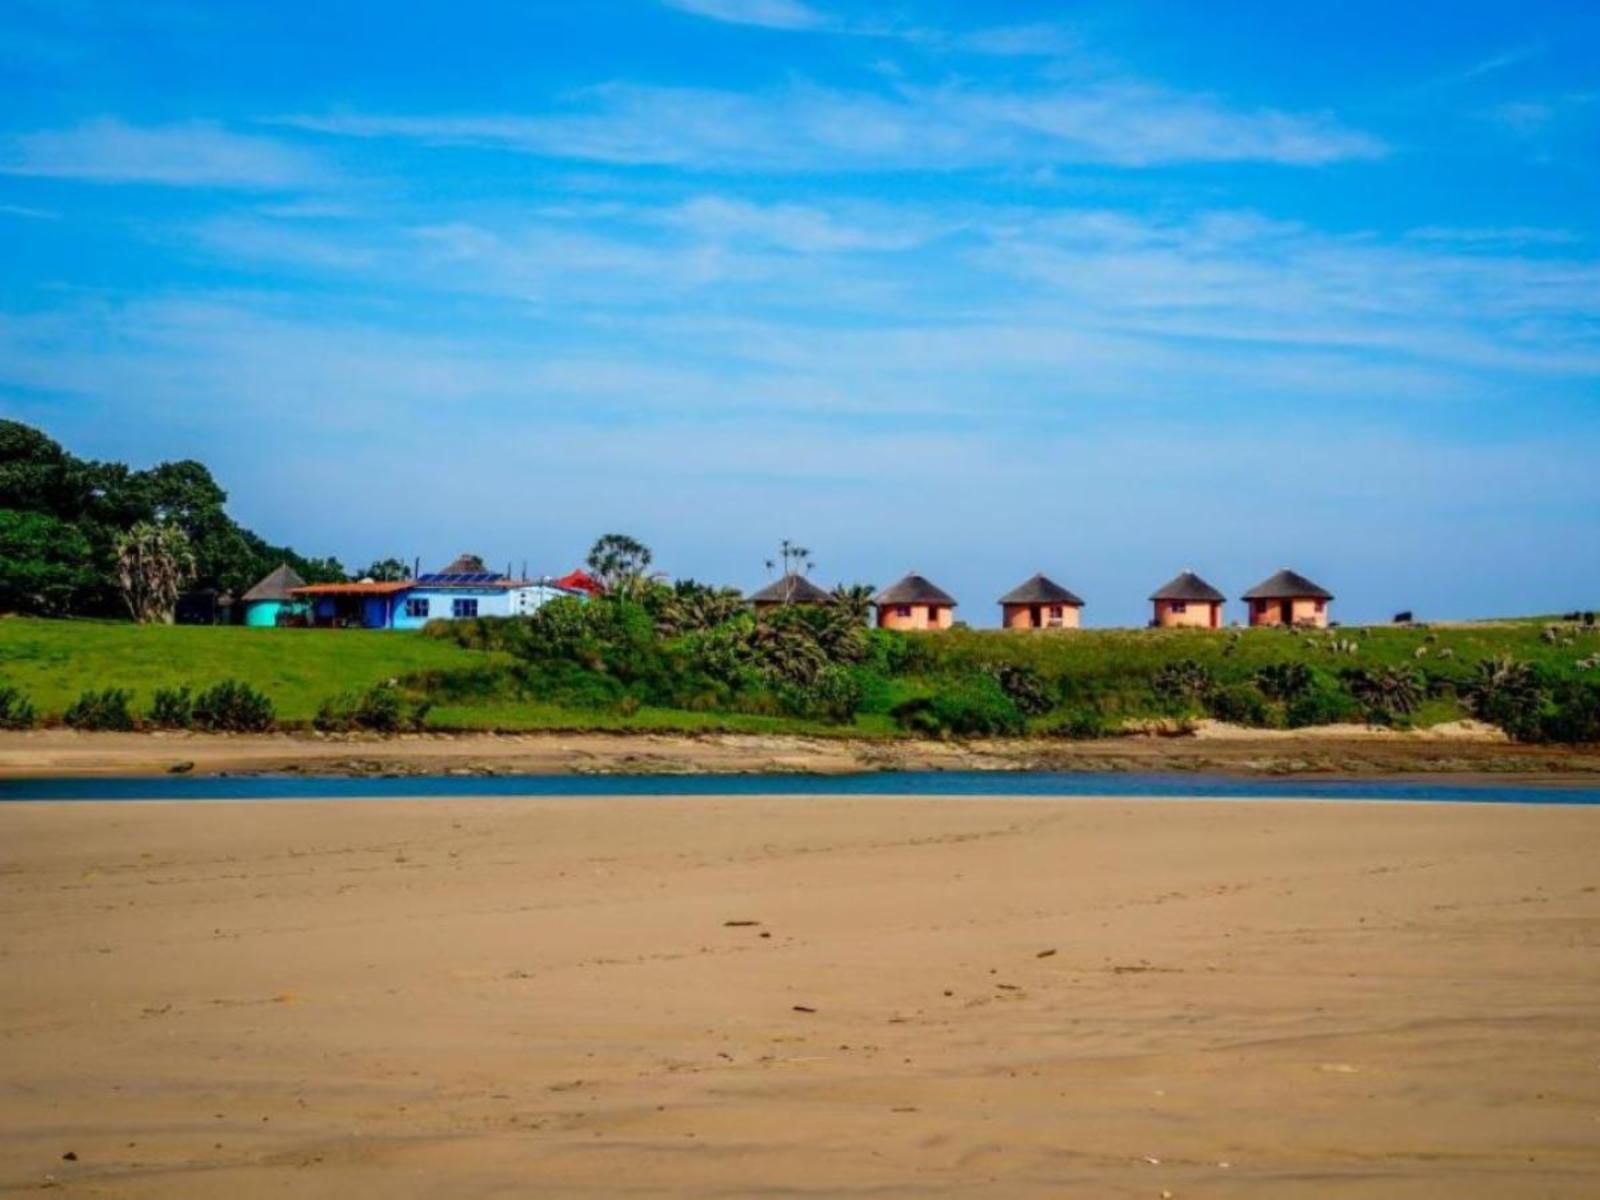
top-left (290, 565), bottom-right (582, 630)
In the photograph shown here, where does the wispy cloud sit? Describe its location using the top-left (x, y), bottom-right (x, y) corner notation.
top-left (661, 0), bottom-right (826, 32)
top-left (1, 117), bottom-right (329, 188)
top-left (286, 78), bottom-right (1382, 170)
top-left (0, 202), bottom-right (59, 220)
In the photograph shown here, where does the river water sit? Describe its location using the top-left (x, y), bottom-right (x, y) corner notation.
top-left (1, 771), bottom-right (1596, 805)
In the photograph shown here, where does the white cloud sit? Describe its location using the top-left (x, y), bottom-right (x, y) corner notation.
top-left (1, 117), bottom-right (329, 188)
top-left (286, 78), bottom-right (1382, 171)
top-left (661, 0), bottom-right (826, 32)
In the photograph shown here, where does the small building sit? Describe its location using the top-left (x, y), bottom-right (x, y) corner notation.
top-left (240, 564), bottom-right (307, 628)
top-left (1150, 571), bottom-right (1225, 629)
top-left (875, 573), bottom-right (957, 631)
top-left (1243, 569), bottom-right (1333, 628)
top-left (748, 573), bottom-right (831, 610)
top-left (998, 574), bottom-right (1084, 630)
top-left (554, 569), bottom-right (605, 597)
top-left (291, 559), bottom-right (584, 630)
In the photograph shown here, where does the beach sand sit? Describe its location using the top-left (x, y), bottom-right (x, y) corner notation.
top-left (1, 795), bottom-right (1597, 1197)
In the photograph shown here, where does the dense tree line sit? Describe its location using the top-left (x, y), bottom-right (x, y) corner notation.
top-left (0, 420), bottom-right (346, 617)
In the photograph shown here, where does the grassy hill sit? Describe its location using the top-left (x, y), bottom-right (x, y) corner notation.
top-left (0, 618), bottom-right (496, 723)
top-left (3, 613), bottom-right (1595, 739)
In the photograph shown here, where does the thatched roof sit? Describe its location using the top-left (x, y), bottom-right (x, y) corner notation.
top-left (998, 573), bottom-right (1084, 607)
top-left (875, 573), bottom-right (957, 607)
top-left (1243, 569), bottom-right (1333, 601)
top-left (1150, 571), bottom-right (1225, 603)
top-left (748, 574), bottom-right (832, 605)
top-left (439, 553), bottom-right (489, 575)
top-left (241, 564), bottom-right (306, 603)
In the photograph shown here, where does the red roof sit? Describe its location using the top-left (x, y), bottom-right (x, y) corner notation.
top-left (554, 569), bottom-right (605, 596)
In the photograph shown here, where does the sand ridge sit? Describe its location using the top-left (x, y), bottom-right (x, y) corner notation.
top-left (1, 795), bottom-right (1598, 1196)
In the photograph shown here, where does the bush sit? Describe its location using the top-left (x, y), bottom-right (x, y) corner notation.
top-left (64, 688), bottom-right (135, 731)
top-left (1341, 666), bottom-right (1423, 725)
top-left (987, 662), bottom-right (1054, 717)
top-left (0, 685), bottom-right (37, 730)
top-left (1461, 656), bottom-right (1547, 741)
top-left (1152, 659), bottom-right (1215, 710)
top-left (192, 680), bottom-right (275, 732)
top-left (149, 685), bottom-right (194, 729)
top-left (1206, 683), bottom-right (1272, 727)
top-left (777, 665), bottom-right (864, 723)
top-left (1535, 679), bottom-right (1600, 744)
top-left (892, 676), bottom-right (1023, 738)
top-left (1255, 661), bottom-right (1313, 703)
top-left (1284, 684), bottom-right (1360, 729)
top-left (315, 684), bottom-right (431, 733)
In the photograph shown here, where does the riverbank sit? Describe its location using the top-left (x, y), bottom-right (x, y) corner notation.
top-left (1, 724), bottom-right (1598, 781)
top-left (3, 794), bottom-right (1597, 1196)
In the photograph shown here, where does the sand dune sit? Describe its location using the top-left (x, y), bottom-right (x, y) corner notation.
top-left (1, 795), bottom-right (1598, 1196)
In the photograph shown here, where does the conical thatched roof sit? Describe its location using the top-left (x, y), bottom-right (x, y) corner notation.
top-left (875, 573), bottom-right (957, 607)
top-left (440, 553), bottom-right (488, 574)
top-left (1150, 571), bottom-right (1225, 603)
top-left (242, 564), bottom-right (306, 603)
top-left (748, 574), bottom-right (832, 605)
top-left (998, 573), bottom-right (1084, 607)
top-left (1243, 569), bottom-right (1333, 601)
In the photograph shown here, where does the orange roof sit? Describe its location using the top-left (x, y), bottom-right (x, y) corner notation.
top-left (291, 581), bottom-right (413, 596)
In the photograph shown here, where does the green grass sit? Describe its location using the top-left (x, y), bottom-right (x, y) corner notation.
top-left (3, 614), bottom-right (1595, 735)
top-left (427, 701), bottom-right (900, 737)
top-left (0, 617), bottom-right (500, 723)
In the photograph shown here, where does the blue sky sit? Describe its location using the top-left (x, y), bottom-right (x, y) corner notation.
top-left (2, 0), bottom-right (1597, 624)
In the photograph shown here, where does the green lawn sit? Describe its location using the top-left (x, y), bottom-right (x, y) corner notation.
top-left (0, 617), bottom-right (497, 723)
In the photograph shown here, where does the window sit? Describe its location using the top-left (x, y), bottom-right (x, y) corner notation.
top-left (1171, 601), bottom-right (1187, 613)
top-left (452, 598), bottom-right (479, 619)
top-left (405, 598), bottom-right (430, 619)
top-left (1049, 606), bottom-right (1063, 619)
top-left (926, 605), bottom-right (941, 621)
top-left (895, 605), bottom-right (912, 617)
top-left (1315, 599), bottom-right (1326, 612)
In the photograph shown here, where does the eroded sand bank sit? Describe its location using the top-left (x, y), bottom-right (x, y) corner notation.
top-left (3, 725), bottom-right (1599, 780)
top-left (1, 795), bottom-right (1598, 1197)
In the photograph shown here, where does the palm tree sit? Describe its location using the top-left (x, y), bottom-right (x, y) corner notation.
top-left (115, 521), bottom-right (196, 624)
top-left (830, 583), bottom-right (875, 626)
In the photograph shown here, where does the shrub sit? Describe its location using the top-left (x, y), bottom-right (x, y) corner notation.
top-left (1206, 683), bottom-right (1272, 727)
top-left (778, 665), bottom-right (864, 723)
top-left (192, 680), bottom-right (275, 733)
top-left (316, 684), bottom-right (433, 734)
top-left (64, 688), bottom-right (135, 731)
top-left (1461, 656), bottom-right (1547, 741)
top-left (0, 685), bottom-right (37, 730)
top-left (1535, 679), bottom-right (1600, 744)
top-left (1152, 659), bottom-right (1216, 709)
top-left (1284, 684), bottom-right (1360, 729)
top-left (149, 685), bottom-right (194, 729)
top-left (1341, 667), bottom-right (1423, 725)
top-left (892, 676), bottom-right (1023, 738)
top-left (987, 662), bottom-right (1054, 717)
top-left (1255, 661), bottom-right (1313, 703)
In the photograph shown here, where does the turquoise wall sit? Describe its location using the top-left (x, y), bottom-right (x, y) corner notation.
top-left (244, 600), bottom-right (304, 628)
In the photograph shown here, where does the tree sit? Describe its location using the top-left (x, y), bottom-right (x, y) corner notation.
top-left (586, 534), bottom-right (653, 598)
top-left (763, 539), bottom-right (814, 605)
top-left (0, 510), bottom-right (99, 615)
top-left (830, 583), bottom-right (875, 626)
top-left (114, 522), bottom-right (196, 624)
top-left (361, 557), bottom-right (413, 582)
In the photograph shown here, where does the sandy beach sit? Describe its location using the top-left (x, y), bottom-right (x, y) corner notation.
top-left (2, 794), bottom-right (1597, 1197)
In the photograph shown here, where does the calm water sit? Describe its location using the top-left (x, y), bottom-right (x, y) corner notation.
top-left (0, 771), bottom-right (1596, 805)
